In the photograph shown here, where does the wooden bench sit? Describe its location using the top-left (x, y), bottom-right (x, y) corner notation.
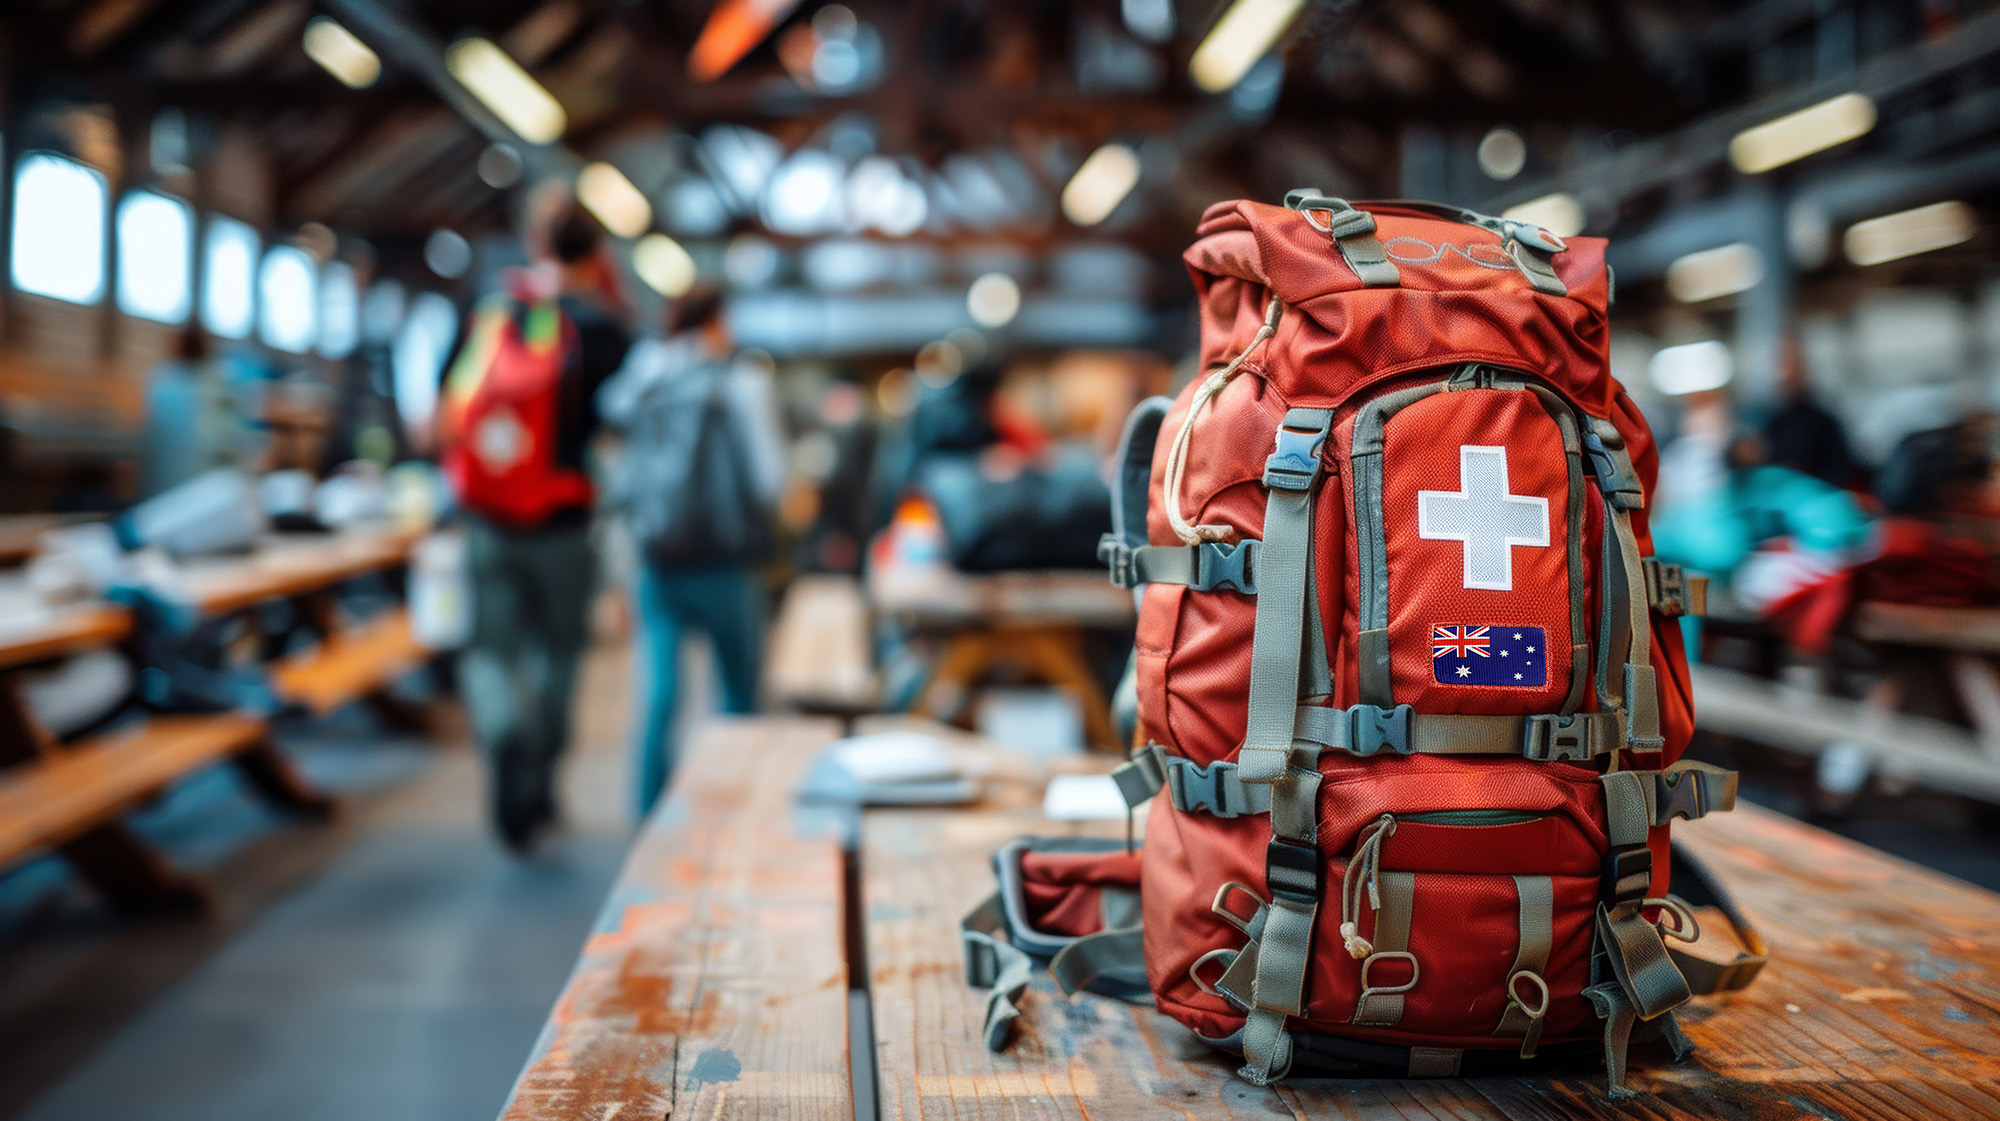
top-left (508, 714), bottom-right (2000, 1119)
top-left (269, 607), bottom-right (428, 719)
top-left (0, 638), bottom-right (329, 916)
top-left (765, 573), bottom-right (882, 723)
top-left (0, 526), bottom-right (426, 915)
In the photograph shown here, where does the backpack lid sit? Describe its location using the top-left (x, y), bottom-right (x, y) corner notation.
top-left (1183, 198), bottom-right (1617, 417)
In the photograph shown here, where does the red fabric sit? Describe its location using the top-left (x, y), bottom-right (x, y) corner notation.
top-left (1765, 518), bottom-right (2000, 656)
top-left (1019, 849), bottom-right (1142, 938)
top-left (441, 308), bottom-right (593, 528)
top-left (1136, 199), bottom-right (1694, 1055)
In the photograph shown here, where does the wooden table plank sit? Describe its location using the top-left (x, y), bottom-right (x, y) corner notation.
top-left (865, 796), bottom-right (2000, 1119)
top-left (500, 717), bottom-right (852, 1121)
top-left (173, 526), bottom-right (419, 615)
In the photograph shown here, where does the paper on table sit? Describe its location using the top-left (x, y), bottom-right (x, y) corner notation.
top-left (1041, 773), bottom-right (1133, 821)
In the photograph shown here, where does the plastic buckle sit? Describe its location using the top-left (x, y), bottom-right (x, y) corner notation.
top-left (1523, 713), bottom-right (1596, 762)
top-left (1602, 846), bottom-right (1651, 906)
top-left (1655, 766), bottom-right (1720, 824)
top-left (1264, 426), bottom-right (1327, 491)
top-left (1264, 839), bottom-right (1319, 904)
top-left (1196, 540), bottom-right (1260, 595)
top-left (1582, 431), bottom-right (1642, 509)
top-left (1346, 703), bottom-right (1414, 757)
top-left (1097, 534), bottom-right (1134, 588)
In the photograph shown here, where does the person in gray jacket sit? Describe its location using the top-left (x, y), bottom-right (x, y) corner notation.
top-left (597, 286), bottom-right (784, 815)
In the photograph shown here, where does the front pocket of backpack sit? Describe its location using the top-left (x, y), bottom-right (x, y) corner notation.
top-left (1305, 811), bottom-right (1601, 1045)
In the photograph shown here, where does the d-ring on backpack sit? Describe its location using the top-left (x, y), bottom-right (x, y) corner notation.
top-left (964, 193), bottom-right (1766, 1097)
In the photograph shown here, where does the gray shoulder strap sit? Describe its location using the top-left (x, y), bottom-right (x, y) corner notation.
top-left (1113, 397), bottom-right (1174, 554)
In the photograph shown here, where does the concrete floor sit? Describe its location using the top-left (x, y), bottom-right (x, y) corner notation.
top-left (0, 638), bottom-right (658, 1121)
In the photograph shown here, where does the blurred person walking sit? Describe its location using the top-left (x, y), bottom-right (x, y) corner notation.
top-left (439, 205), bottom-right (632, 851)
top-left (598, 286), bottom-right (783, 815)
top-left (1762, 335), bottom-right (1858, 489)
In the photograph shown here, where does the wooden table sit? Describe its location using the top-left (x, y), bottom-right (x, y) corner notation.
top-left (869, 562), bottom-right (1135, 751)
top-left (0, 524), bottom-right (426, 913)
top-left (507, 716), bottom-right (2000, 1119)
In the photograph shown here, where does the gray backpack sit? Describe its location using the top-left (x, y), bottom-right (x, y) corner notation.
top-left (619, 360), bottom-right (774, 569)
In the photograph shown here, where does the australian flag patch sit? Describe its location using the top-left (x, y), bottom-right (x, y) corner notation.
top-left (1433, 625), bottom-right (1546, 687)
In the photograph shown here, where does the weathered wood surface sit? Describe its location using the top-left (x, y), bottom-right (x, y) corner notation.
top-left (0, 600), bottom-right (131, 671)
top-left (269, 607), bottom-right (426, 717)
top-left (499, 717), bottom-right (852, 1121)
top-left (865, 799), bottom-right (2000, 1119)
top-left (0, 712), bottom-right (272, 866)
top-left (766, 573), bottom-right (880, 715)
top-left (175, 525), bottom-right (418, 615)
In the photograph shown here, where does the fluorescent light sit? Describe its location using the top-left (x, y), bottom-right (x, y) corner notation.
top-left (1648, 340), bottom-right (1733, 396)
top-left (1843, 201), bottom-right (1976, 266)
top-left (1502, 192), bottom-right (1584, 239)
top-left (634, 233), bottom-right (697, 297)
top-left (966, 273), bottom-right (1021, 328)
top-left (1729, 93), bottom-right (1875, 174)
top-left (1666, 242), bottom-right (1765, 303)
top-left (576, 162), bottom-right (651, 239)
top-left (1477, 127), bottom-right (1526, 181)
top-left (303, 16), bottom-right (380, 89)
top-left (446, 37), bottom-right (566, 145)
top-left (1061, 144), bottom-right (1141, 227)
top-left (1189, 0), bottom-right (1307, 93)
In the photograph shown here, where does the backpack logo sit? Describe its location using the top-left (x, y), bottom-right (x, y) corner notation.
top-left (472, 407), bottom-right (531, 472)
top-left (1433, 624), bottom-right (1546, 686)
top-left (1417, 445), bottom-right (1549, 590)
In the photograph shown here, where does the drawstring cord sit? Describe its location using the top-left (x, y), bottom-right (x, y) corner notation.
top-left (1163, 298), bottom-right (1284, 545)
top-left (1338, 814), bottom-right (1397, 959)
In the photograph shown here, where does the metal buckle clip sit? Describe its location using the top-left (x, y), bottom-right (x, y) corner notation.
top-left (1523, 713), bottom-right (1596, 762)
top-left (1264, 425), bottom-right (1327, 491)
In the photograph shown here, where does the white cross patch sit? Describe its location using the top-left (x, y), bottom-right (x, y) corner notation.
top-left (1417, 446), bottom-right (1549, 591)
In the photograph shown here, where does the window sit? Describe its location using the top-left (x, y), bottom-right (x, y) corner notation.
top-left (115, 190), bottom-right (193, 323)
top-left (317, 260), bottom-right (360, 359)
top-left (393, 291), bottom-right (459, 433)
top-left (11, 153), bottom-right (106, 304)
top-left (258, 245), bottom-right (317, 353)
top-left (202, 216), bottom-right (259, 339)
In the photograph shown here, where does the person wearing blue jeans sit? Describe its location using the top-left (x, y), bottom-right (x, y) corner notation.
top-left (600, 286), bottom-right (785, 817)
top-left (630, 563), bottom-right (767, 814)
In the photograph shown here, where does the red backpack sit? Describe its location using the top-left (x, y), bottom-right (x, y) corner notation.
top-left (440, 292), bottom-right (592, 528)
top-left (965, 193), bottom-right (1766, 1097)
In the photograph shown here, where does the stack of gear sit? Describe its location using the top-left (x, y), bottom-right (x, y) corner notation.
top-left (967, 193), bottom-right (1765, 1098)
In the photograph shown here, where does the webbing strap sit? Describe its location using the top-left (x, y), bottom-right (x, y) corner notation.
top-left (1352, 871), bottom-right (1416, 1026)
top-left (1602, 761), bottom-right (1740, 843)
top-left (1590, 420), bottom-right (1663, 754)
top-left (1110, 742), bottom-right (1168, 808)
top-left (1666, 841), bottom-right (1770, 996)
top-left (1048, 926), bottom-right (1149, 997)
top-left (1099, 538), bottom-right (1261, 594)
top-left (1596, 904), bottom-right (1692, 1021)
top-left (961, 891), bottom-right (1036, 1051)
top-left (1583, 982), bottom-right (1639, 1100)
top-left (1350, 382), bottom-right (1447, 708)
top-left (1238, 408), bottom-right (1332, 785)
top-left (1109, 397), bottom-right (1173, 562)
top-left (1496, 875), bottom-right (1553, 1056)
top-left (1240, 726), bottom-right (1326, 1084)
top-left (1285, 190), bottom-right (1400, 287)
